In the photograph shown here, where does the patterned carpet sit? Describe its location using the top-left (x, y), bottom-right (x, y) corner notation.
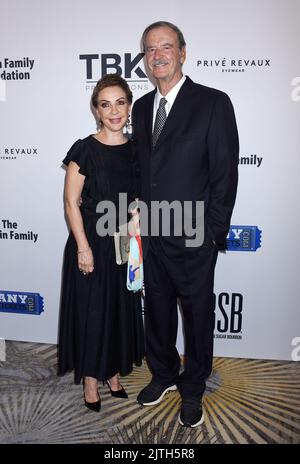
top-left (0, 341), bottom-right (299, 444)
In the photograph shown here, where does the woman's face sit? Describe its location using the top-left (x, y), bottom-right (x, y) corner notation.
top-left (95, 85), bottom-right (131, 133)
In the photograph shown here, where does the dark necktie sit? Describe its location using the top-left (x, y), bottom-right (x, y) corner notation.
top-left (152, 97), bottom-right (167, 147)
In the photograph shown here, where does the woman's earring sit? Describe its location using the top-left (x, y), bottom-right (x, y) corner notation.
top-left (125, 115), bottom-right (133, 136)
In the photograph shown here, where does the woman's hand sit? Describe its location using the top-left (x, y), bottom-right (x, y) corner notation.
top-left (128, 212), bottom-right (140, 237)
top-left (77, 247), bottom-right (94, 275)
top-left (129, 199), bottom-right (140, 237)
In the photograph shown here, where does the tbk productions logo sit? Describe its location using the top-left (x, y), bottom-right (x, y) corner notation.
top-left (79, 52), bottom-right (150, 93)
top-left (0, 291), bottom-right (44, 315)
top-left (226, 225), bottom-right (262, 251)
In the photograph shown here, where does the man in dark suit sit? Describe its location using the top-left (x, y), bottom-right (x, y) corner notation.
top-left (132, 21), bottom-right (239, 427)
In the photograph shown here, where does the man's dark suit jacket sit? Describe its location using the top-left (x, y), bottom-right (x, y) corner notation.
top-left (132, 76), bottom-right (239, 255)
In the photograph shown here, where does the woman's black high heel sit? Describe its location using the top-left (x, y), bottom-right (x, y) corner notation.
top-left (83, 379), bottom-right (101, 412)
top-left (104, 380), bottom-right (128, 398)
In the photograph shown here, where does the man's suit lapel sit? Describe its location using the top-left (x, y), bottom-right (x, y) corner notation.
top-left (143, 90), bottom-right (156, 148)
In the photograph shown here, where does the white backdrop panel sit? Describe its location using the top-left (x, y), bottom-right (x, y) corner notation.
top-left (0, 0), bottom-right (299, 361)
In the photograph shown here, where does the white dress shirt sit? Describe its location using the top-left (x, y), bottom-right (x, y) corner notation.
top-left (152, 75), bottom-right (186, 131)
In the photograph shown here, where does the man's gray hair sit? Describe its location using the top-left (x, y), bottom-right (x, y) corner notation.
top-left (142, 21), bottom-right (186, 52)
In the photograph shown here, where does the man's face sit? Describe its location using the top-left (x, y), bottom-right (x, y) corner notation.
top-left (144, 26), bottom-right (186, 85)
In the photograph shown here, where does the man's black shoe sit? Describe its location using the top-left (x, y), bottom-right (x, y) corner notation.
top-left (178, 400), bottom-right (204, 427)
top-left (137, 380), bottom-right (177, 406)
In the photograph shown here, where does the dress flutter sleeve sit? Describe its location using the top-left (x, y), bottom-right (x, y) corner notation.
top-left (62, 139), bottom-right (90, 177)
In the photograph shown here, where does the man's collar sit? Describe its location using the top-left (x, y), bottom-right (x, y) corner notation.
top-left (155, 75), bottom-right (186, 105)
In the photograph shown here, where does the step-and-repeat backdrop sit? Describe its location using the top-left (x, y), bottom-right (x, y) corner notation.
top-left (1, 0), bottom-right (299, 361)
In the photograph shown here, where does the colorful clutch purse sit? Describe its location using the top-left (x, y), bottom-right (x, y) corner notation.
top-left (126, 234), bottom-right (143, 292)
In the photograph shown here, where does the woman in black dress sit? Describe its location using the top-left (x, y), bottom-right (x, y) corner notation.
top-left (58, 74), bottom-right (144, 412)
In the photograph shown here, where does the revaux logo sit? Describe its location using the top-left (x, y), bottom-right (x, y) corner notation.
top-left (196, 57), bottom-right (271, 73)
top-left (0, 146), bottom-right (38, 161)
top-left (79, 52), bottom-right (150, 93)
top-left (0, 291), bottom-right (44, 315)
top-left (226, 226), bottom-right (262, 251)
